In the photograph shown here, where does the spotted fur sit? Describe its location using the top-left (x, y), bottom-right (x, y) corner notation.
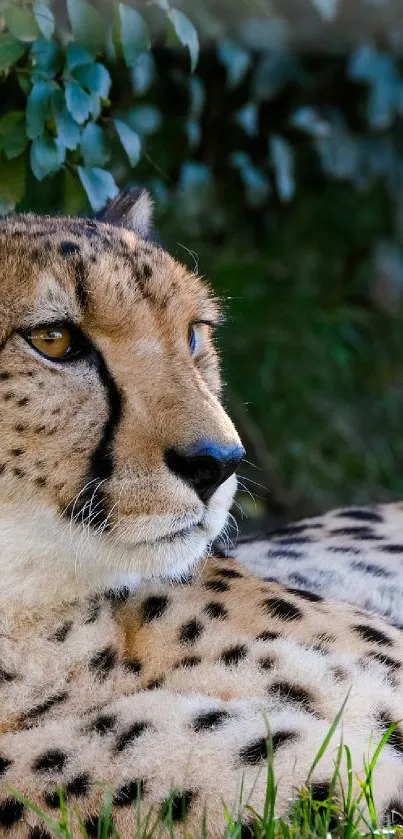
top-left (235, 503), bottom-right (403, 627)
top-left (1, 193), bottom-right (403, 837)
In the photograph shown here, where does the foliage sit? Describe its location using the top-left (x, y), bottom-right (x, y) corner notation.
top-left (3, 0), bottom-right (403, 522)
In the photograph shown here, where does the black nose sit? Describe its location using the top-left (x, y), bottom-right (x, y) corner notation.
top-left (165, 441), bottom-right (245, 504)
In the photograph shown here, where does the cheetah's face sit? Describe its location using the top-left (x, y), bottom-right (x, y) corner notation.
top-left (0, 189), bottom-right (243, 584)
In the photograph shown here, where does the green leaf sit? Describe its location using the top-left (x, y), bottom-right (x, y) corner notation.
top-left (72, 63), bottom-right (111, 98)
top-left (5, 6), bottom-right (40, 42)
top-left (0, 155), bottom-right (25, 212)
top-left (67, 0), bottom-right (107, 55)
top-left (114, 119), bottom-right (141, 167)
top-left (80, 123), bottom-right (109, 167)
top-left (118, 4), bottom-right (150, 68)
top-left (88, 93), bottom-right (101, 121)
top-left (168, 8), bottom-right (199, 72)
top-left (33, 3), bottom-right (55, 39)
top-left (26, 80), bottom-right (55, 139)
top-left (51, 88), bottom-right (80, 151)
top-left (65, 81), bottom-right (92, 124)
top-left (0, 33), bottom-right (26, 71)
top-left (31, 39), bottom-right (62, 77)
top-left (30, 134), bottom-right (65, 180)
top-left (0, 111), bottom-right (27, 159)
top-left (66, 43), bottom-right (94, 70)
top-left (77, 166), bottom-right (118, 211)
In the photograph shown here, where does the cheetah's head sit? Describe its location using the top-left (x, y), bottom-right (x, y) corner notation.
top-left (0, 189), bottom-right (243, 600)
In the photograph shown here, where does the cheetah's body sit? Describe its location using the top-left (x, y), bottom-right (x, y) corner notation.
top-left (1, 193), bottom-right (403, 837)
top-left (236, 502), bottom-right (403, 627)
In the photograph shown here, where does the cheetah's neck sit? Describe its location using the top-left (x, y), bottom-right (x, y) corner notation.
top-left (0, 503), bottom-right (142, 609)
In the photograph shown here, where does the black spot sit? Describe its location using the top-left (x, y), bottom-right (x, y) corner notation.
top-left (11, 447), bottom-right (24, 457)
top-left (43, 791), bottom-right (61, 808)
top-left (179, 618), bottom-right (204, 644)
top-left (272, 536), bottom-right (313, 545)
top-left (33, 749), bottom-right (67, 773)
top-left (123, 657), bottom-right (143, 674)
top-left (327, 545), bottom-right (360, 555)
top-left (66, 773), bottom-right (90, 796)
top-left (74, 258), bottom-right (89, 308)
top-left (204, 578), bottom-right (230, 593)
top-left (267, 549), bottom-right (304, 560)
top-left (336, 507), bottom-right (383, 523)
top-left (330, 526), bottom-right (374, 537)
top-left (272, 730), bottom-right (298, 750)
top-left (59, 240), bottom-right (81, 257)
top-left (367, 651), bottom-right (401, 672)
top-left (259, 655), bottom-right (276, 670)
top-left (240, 823), bottom-right (255, 839)
top-left (380, 544), bottom-right (403, 554)
top-left (49, 621), bottom-right (73, 643)
top-left (12, 467), bottom-right (25, 478)
top-left (104, 587), bottom-right (130, 603)
top-left (214, 566), bottom-right (243, 579)
top-left (193, 709), bottom-right (230, 731)
top-left (267, 523), bottom-right (322, 537)
top-left (383, 800), bottom-right (403, 826)
top-left (17, 397), bottom-right (29, 407)
top-left (0, 371), bottom-right (11, 381)
top-left (377, 711), bottom-right (403, 755)
top-left (0, 798), bottom-right (24, 827)
top-left (29, 828), bottom-right (52, 839)
top-left (261, 597), bottom-right (303, 621)
top-left (141, 594), bottom-right (169, 622)
top-left (176, 655), bottom-right (201, 669)
top-left (113, 779), bottom-right (145, 805)
top-left (310, 781), bottom-right (331, 802)
top-left (160, 790), bottom-right (194, 821)
top-left (269, 682), bottom-right (314, 712)
top-left (85, 595), bottom-right (102, 623)
top-left (221, 645), bottom-right (247, 665)
top-left (239, 737), bottom-right (268, 765)
top-left (90, 713), bottom-right (117, 735)
top-left (256, 631), bottom-right (279, 642)
top-left (84, 815), bottom-right (113, 838)
top-left (35, 476), bottom-right (47, 488)
top-left (285, 587), bottom-right (323, 603)
top-left (203, 601), bottom-right (228, 619)
top-left (142, 262), bottom-right (152, 279)
top-left (146, 677), bottom-right (164, 690)
top-left (350, 560), bottom-right (391, 579)
top-left (354, 624), bottom-right (393, 647)
top-left (89, 646), bottom-right (117, 679)
top-left (22, 691), bottom-right (68, 723)
top-left (0, 756), bottom-right (12, 775)
top-left (115, 721), bottom-right (150, 752)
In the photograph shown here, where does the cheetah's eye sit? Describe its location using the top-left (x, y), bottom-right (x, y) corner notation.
top-left (23, 324), bottom-right (87, 362)
top-left (188, 325), bottom-right (197, 355)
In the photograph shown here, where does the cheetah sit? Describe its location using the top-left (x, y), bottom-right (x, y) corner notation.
top-left (1, 189), bottom-right (403, 838)
top-left (235, 503), bottom-right (403, 627)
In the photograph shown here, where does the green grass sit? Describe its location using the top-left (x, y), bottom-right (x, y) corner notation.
top-left (9, 707), bottom-right (403, 839)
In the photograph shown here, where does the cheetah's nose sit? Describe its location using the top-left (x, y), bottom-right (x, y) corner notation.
top-left (165, 441), bottom-right (245, 504)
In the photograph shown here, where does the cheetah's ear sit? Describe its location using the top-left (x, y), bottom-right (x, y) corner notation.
top-left (96, 186), bottom-right (154, 240)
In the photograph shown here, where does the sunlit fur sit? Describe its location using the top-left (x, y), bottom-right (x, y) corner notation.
top-left (0, 194), bottom-right (241, 605)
